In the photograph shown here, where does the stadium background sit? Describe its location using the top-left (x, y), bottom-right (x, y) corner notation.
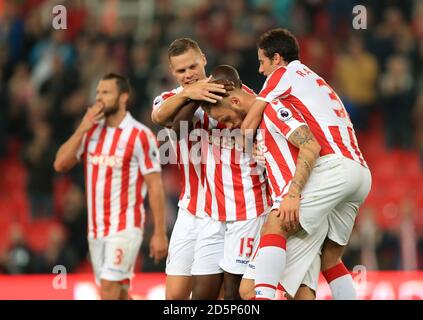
top-left (0, 0), bottom-right (423, 299)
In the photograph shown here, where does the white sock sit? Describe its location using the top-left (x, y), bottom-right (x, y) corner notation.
top-left (323, 262), bottom-right (357, 300)
top-left (254, 234), bottom-right (286, 300)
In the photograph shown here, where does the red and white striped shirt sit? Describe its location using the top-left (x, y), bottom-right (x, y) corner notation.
top-left (153, 87), bottom-right (206, 217)
top-left (199, 83), bottom-right (271, 221)
top-left (77, 112), bottom-right (161, 239)
top-left (258, 60), bottom-right (367, 168)
top-left (256, 100), bottom-right (307, 200)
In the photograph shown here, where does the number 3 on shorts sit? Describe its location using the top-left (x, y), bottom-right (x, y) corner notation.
top-left (114, 248), bottom-right (123, 265)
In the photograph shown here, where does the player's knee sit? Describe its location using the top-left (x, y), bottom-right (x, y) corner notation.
top-left (100, 280), bottom-right (121, 300)
top-left (239, 279), bottom-right (255, 300)
top-left (321, 239), bottom-right (345, 270)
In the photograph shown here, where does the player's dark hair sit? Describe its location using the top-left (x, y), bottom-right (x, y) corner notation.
top-left (102, 73), bottom-right (133, 109)
top-left (258, 28), bottom-right (299, 63)
top-left (211, 65), bottom-right (242, 89)
top-left (168, 38), bottom-right (202, 59)
top-left (202, 65), bottom-right (242, 113)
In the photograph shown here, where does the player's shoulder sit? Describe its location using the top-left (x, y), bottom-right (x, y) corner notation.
top-left (153, 86), bottom-right (183, 107)
top-left (127, 115), bottom-right (156, 138)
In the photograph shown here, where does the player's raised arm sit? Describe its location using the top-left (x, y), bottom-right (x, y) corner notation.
top-left (279, 125), bottom-right (321, 231)
top-left (53, 102), bottom-right (104, 173)
top-left (144, 172), bottom-right (169, 263)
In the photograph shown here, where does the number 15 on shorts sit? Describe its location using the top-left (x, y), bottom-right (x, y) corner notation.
top-left (239, 237), bottom-right (254, 258)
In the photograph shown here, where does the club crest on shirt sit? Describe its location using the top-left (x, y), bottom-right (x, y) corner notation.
top-left (276, 107), bottom-right (292, 121)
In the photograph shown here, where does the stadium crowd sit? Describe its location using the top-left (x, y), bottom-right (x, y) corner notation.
top-left (0, 0), bottom-right (423, 274)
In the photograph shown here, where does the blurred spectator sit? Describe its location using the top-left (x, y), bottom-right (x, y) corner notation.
top-left (414, 94), bottom-right (423, 166)
top-left (33, 225), bottom-right (79, 273)
top-left (376, 229), bottom-right (401, 270)
top-left (399, 199), bottom-right (418, 270)
top-left (60, 182), bottom-right (88, 265)
top-left (379, 55), bottom-right (414, 149)
top-left (21, 120), bottom-right (56, 219)
top-left (334, 34), bottom-right (379, 131)
top-left (1, 224), bottom-right (35, 274)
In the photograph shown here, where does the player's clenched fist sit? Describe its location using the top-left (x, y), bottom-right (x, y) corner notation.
top-left (78, 102), bottom-right (105, 133)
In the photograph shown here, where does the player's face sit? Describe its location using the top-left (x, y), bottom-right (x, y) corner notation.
top-left (209, 104), bottom-right (244, 130)
top-left (95, 80), bottom-right (120, 116)
top-left (170, 49), bottom-right (207, 86)
top-left (258, 48), bottom-right (278, 77)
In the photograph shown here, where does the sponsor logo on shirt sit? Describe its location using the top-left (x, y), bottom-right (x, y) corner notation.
top-left (88, 153), bottom-right (123, 168)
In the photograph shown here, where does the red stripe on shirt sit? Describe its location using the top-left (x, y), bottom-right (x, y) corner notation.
top-left (329, 126), bottom-right (354, 159)
top-left (249, 162), bottom-right (265, 217)
top-left (134, 169), bottom-right (144, 228)
top-left (286, 95), bottom-right (335, 156)
top-left (103, 128), bottom-right (123, 237)
top-left (259, 67), bottom-right (289, 99)
top-left (139, 130), bottom-right (153, 170)
top-left (90, 126), bottom-right (107, 239)
top-left (347, 127), bottom-right (366, 166)
top-left (262, 123), bottom-right (294, 198)
top-left (118, 128), bottom-right (139, 232)
top-left (187, 140), bottom-right (199, 214)
top-left (83, 125), bottom-right (99, 236)
top-left (231, 148), bottom-right (247, 220)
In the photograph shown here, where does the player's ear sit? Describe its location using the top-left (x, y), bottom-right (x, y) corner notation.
top-left (273, 53), bottom-right (283, 65)
top-left (120, 92), bottom-right (129, 107)
top-left (230, 96), bottom-right (241, 109)
top-left (202, 53), bottom-right (207, 67)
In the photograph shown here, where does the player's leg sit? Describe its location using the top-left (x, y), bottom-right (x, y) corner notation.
top-left (191, 215), bottom-right (225, 300)
top-left (221, 215), bottom-right (267, 300)
top-left (166, 276), bottom-right (192, 300)
top-left (191, 274), bottom-right (224, 299)
top-left (119, 280), bottom-right (132, 300)
top-left (100, 279), bottom-right (121, 300)
top-left (322, 158), bottom-right (371, 300)
top-left (165, 208), bottom-right (199, 299)
top-left (253, 209), bottom-right (292, 299)
top-left (100, 228), bottom-right (143, 300)
top-left (223, 272), bottom-right (242, 300)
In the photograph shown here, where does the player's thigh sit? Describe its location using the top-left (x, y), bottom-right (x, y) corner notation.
top-left (166, 208), bottom-right (200, 276)
top-left (220, 214), bottom-right (267, 275)
top-left (294, 253), bottom-right (320, 300)
top-left (191, 215), bottom-right (225, 275)
top-left (299, 156), bottom-right (349, 236)
top-left (102, 228), bottom-right (143, 282)
top-left (88, 237), bottom-right (105, 286)
top-left (279, 218), bottom-right (328, 298)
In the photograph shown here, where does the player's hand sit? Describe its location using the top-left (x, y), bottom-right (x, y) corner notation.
top-left (77, 102), bottom-right (105, 134)
top-left (182, 76), bottom-right (227, 103)
top-left (278, 194), bottom-right (300, 233)
top-left (149, 232), bottom-right (169, 264)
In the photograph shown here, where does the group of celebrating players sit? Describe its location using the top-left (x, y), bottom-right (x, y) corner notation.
top-left (54, 28), bottom-right (371, 300)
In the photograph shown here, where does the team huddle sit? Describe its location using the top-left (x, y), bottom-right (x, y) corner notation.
top-left (54, 28), bottom-right (371, 300)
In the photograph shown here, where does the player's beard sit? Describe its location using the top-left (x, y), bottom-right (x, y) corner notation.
top-left (103, 97), bottom-right (120, 117)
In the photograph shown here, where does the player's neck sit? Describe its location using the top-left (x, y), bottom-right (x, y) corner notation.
top-left (106, 109), bottom-right (127, 127)
top-left (241, 92), bottom-right (256, 113)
